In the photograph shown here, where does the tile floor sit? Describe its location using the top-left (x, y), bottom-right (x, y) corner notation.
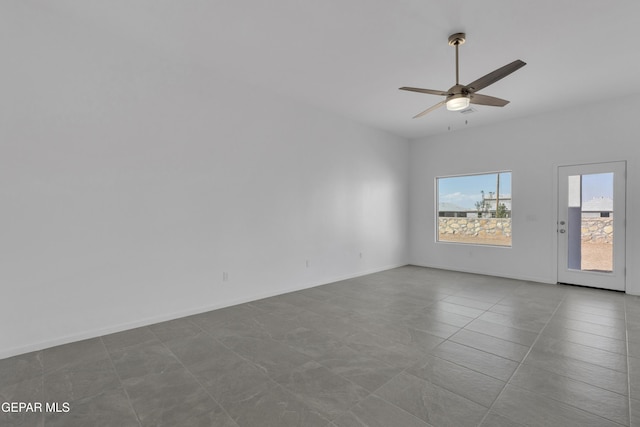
top-left (2, 265), bottom-right (640, 426)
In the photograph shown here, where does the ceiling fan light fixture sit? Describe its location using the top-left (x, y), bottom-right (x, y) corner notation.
top-left (400, 32), bottom-right (526, 119)
top-left (446, 95), bottom-right (470, 111)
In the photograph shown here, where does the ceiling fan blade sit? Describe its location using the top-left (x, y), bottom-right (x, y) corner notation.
top-left (413, 100), bottom-right (446, 118)
top-left (465, 60), bottom-right (526, 93)
top-left (400, 87), bottom-right (450, 96)
top-left (470, 93), bottom-right (510, 107)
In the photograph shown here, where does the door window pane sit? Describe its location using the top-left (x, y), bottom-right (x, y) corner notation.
top-left (566, 173), bottom-right (613, 272)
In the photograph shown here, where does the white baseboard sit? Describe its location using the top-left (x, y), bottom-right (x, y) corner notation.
top-left (408, 262), bottom-right (557, 285)
top-left (0, 262), bottom-right (408, 360)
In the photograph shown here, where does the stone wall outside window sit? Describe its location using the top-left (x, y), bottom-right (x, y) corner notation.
top-left (438, 217), bottom-right (613, 243)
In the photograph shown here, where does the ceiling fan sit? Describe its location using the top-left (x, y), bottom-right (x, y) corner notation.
top-left (400, 33), bottom-right (526, 118)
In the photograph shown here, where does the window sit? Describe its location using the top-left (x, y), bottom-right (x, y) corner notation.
top-left (436, 171), bottom-right (512, 246)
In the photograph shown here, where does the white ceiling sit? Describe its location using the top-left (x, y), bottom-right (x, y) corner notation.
top-left (7, 1), bottom-right (640, 139)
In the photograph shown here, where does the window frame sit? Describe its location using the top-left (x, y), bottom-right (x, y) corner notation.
top-left (435, 170), bottom-right (513, 247)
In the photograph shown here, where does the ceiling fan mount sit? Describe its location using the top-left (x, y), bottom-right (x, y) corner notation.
top-left (400, 32), bottom-right (526, 118)
top-left (447, 32), bottom-right (466, 46)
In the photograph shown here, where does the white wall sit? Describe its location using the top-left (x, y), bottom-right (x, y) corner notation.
top-left (409, 97), bottom-right (640, 294)
top-left (0, 14), bottom-right (409, 358)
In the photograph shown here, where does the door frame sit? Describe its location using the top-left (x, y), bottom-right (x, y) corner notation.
top-left (555, 160), bottom-right (627, 291)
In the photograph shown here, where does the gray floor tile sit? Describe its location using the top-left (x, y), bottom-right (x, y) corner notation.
top-left (430, 340), bottom-right (519, 381)
top-left (405, 307), bottom-right (472, 328)
top-left (489, 303), bottom-right (556, 321)
top-left (341, 330), bottom-right (424, 369)
top-left (148, 318), bottom-right (203, 343)
top-left (562, 300), bottom-right (626, 319)
top-left (248, 294), bottom-right (310, 316)
top-left (43, 338), bottom-right (108, 374)
top-left (44, 356), bottom-right (120, 402)
top-left (333, 292), bottom-right (423, 317)
top-left (562, 292), bottom-right (624, 312)
top-left (296, 286), bottom-right (336, 301)
top-left (414, 301), bottom-right (477, 322)
top-left (628, 356), bottom-right (640, 400)
top-left (523, 348), bottom-right (628, 395)
top-left (492, 384), bottom-right (622, 427)
top-left (401, 312), bottom-right (462, 339)
top-left (554, 308), bottom-right (626, 328)
top-left (205, 316), bottom-right (279, 341)
top-left (274, 361), bottom-right (369, 420)
top-left (406, 353), bottom-right (505, 408)
top-left (246, 311), bottom-right (306, 340)
top-left (464, 318), bottom-right (538, 346)
top-left (532, 335), bottom-right (627, 372)
top-left (187, 304), bottom-right (260, 333)
top-left (477, 310), bottom-right (548, 333)
top-left (375, 371), bottom-right (487, 427)
top-left (510, 284), bottom-right (565, 301)
top-left (628, 325), bottom-right (640, 345)
top-left (629, 324), bottom-right (640, 342)
top-left (443, 295), bottom-right (495, 310)
top-left (222, 381), bottom-right (329, 427)
top-left (509, 363), bottom-right (629, 425)
top-left (630, 340), bottom-right (640, 358)
top-left (627, 309), bottom-right (640, 324)
top-left (382, 296), bottom-right (434, 313)
top-left (183, 342), bottom-right (271, 406)
top-left (44, 387), bottom-right (139, 427)
top-left (0, 351), bottom-right (42, 387)
top-left (335, 304), bottom-right (406, 326)
top-left (178, 405), bottom-right (239, 427)
top-left (628, 318), bottom-right (640, 333)
top-left (0, 376), bottom-right (44, 427)
top-left (303, 299), bottom-right (368, 322)
top-left (297, 310), bottom-right (368, 341)
top-left (0, 374), bottom-right (42, 400)
top-left (429, 300), bottom-right (486, 318)
top-left (454, 290), bottom-right (505, 305)
top-left (479, 411), bottom-right (526, 427)
top-left (219, 335), bottom-right (312, 378)
top-left (398, 288), bottom-right (450, 304)
top-left (314, 345), bottom-right (402, 392)
top-left (449, 329), bottom-right (530, 362)
top-left (101, 327), bottom-right (158, 353)
top-left (110, 341), bottom-right (183, 380)
top-left (0, 410), bottom-right (44, 427)
top-left (547, 316), bottom-right (626, 340)
top-left (163, 331), bottom-right (227, 368)
top-left (384, 324), bottom-right (446, 354)
top-left (333, 395), bottom-right (431, 427)
top-left (631, 398), bottom-right (640, 427)
top-left (542, 322), bottom-right (627, 355)
top-left (11, 265), bottom-right (640, 427)
top-left (495, 295), bottom-right (560, 313)
top-left (122, 368), bottom-right (216, 427)
top-left (273, 290), bottom-right (331, 309)
top-left (281, 327), bottom-right (345, 360)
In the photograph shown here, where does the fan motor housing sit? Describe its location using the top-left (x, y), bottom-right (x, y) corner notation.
top-left (448, 84), bottom-right (468, 96)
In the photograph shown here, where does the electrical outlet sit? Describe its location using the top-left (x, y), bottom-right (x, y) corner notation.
top-left (305, 260), bottom-right (310, 268)
top-left (222, 272), bottom-right (229, 281)
top-left (359, 252), bottom-right (363, 258)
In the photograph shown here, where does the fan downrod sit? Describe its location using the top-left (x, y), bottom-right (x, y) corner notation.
top-left (447, 33), bottom-right (466, 46)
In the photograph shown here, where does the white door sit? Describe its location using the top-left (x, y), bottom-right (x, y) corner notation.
top-left (557, 162), bottom-right (626, 291)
